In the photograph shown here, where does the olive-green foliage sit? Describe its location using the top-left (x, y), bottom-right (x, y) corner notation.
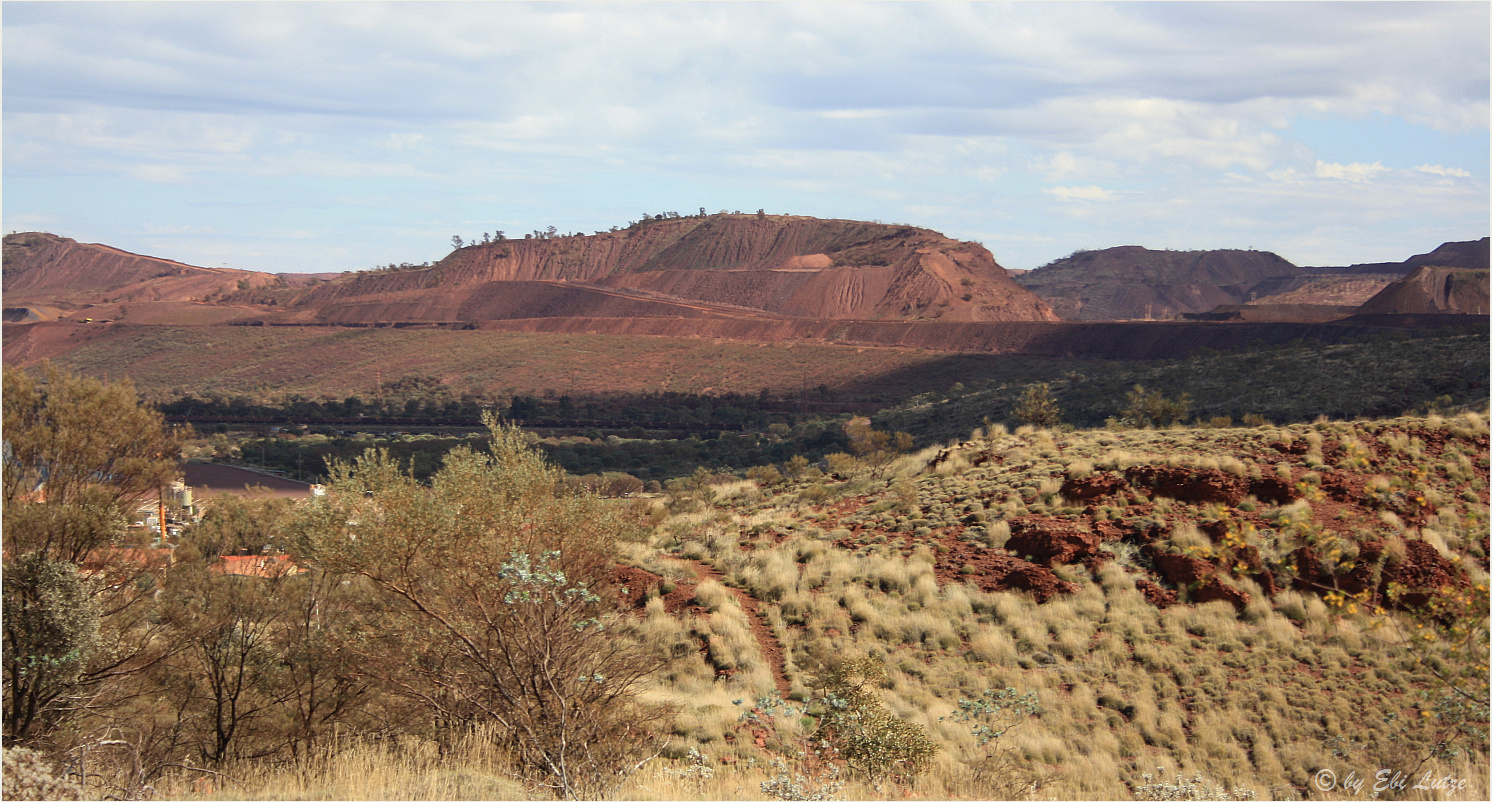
top-left (1, 747), bottom-right (84, 801)
top-left (1014, 383), bottom-right (1063, 429)
top-left (292, 413), bottom-right (664, 799)
top-left (1, 364), bottom-right (181, 744)
top-left (186, 493), bottom-right (295, 558)
top-left (3, 362), bottom-right (183, 560)
top-left (1120, 385), bottom-right (1191, 429)
top-left (816, 656), bottom-right (938, 784)
top-left (875, 327), bottom-right (1489, 443)
top-left (845, 419), bottom-right (914, 478)
top-left (1, 556), bottom-right (101, 741)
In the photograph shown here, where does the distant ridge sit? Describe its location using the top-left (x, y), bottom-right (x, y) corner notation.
top-left (2, 215), bottom-right (1060, 327)
top-left (1357, 265), bottom-right (1490, 316)
top-left (1014, 240), bottom-right (1489, 321)
top-left (1012, 246), bottom-right (1300, 320)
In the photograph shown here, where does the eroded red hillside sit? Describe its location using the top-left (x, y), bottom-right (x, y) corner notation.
top-left (2, 232), bottom-right (274, 308)
top-left (289, 215), bottom-right (1058, 324)
top-left (1357, 266), bottom-right (1491, 316)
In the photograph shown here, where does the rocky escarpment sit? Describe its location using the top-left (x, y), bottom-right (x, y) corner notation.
top-left (293, 214), bottom-right (1058, 324)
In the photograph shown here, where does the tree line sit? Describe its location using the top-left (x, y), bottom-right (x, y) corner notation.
top-left (156, 385), bottom-right (836, 431)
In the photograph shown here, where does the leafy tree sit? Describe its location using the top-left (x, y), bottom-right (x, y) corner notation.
top-left (2, 555), bottom-right (101, 741)
top-left (3, 363), bottom-right (182, 560)
top-left (291, 415), bottom-right (666, 799)
top-left (1120, 384), bottom-right (1191, 428)
top-left (814, 655), bottom-right (937, 786)
top-left (156, 560), bottom-right (290, 764)
top-left (941, 687), bottom-right (1052, 798)
top-left (844, 418), bottom-right (913, 478)
top-left (186, 494), bottom-right (294, 559)
top-left (2, 364), bottom-right (183, 743)
top-left (1013, 383), bottom-right (1062, 429)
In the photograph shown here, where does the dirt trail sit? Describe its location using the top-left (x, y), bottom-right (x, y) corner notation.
top-left (668, 556), bottom-right (792, 697)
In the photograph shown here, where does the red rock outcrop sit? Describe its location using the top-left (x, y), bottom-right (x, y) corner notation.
top-left (1124, 465), bottom-right (1249, 505)
top-left (1060, 472), bottom-right (1130, 500)
top-left (1004, 516), bottom-right (1108, 565)
top-left (1144, 547), bottom-right (1251, 609)
top-left (1383, 540), bottom-right (1468, 608)
top-left (934, 539), bottom-right (1077, 603)
top-left (1190, 577), bottom-right (1250, 609)
top-left (1136, 579), bottom-right (1178, 608)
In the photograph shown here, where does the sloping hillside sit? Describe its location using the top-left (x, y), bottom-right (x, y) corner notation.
top-left (1, 232), bottom-right (274, 307)
top-left (1328, 236), bottom-right (1491, 274)
top-left (1013, 247), bottom-right (1300, 320)
top-left (1357, 266), bottom-right (1491, 315)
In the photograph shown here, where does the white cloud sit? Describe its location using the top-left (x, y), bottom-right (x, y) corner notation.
top-left (1044, 185), bottom-right (1115, 202)
top-left (128, 164), bottom-right (191, 183)
top-left (1415, 164), bottom-right (1472, 178)
top-left (2, 2), bottom-right (1485, 274)
top-left (1313, 160), bottom-right (1391, 183)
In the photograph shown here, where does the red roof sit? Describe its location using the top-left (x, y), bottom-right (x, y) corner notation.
top-left (213, 554), bottom-right (302, 578)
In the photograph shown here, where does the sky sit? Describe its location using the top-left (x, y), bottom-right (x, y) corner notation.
top-left (3, 1), bottom-right (1488, 274)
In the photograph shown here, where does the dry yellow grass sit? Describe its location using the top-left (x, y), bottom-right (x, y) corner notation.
top-left (141, 414), bottom-right (1488, 801)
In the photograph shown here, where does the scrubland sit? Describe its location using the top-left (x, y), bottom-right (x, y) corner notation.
top-left (602, 412), bottom-right (1489, 800)
top-left (7, 401), bottom-right (1486, 800)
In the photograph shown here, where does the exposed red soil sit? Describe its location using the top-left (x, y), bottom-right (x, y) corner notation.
top-left (608, 565), bottom-right (684, 612)
top-left (3, 232), bottom-right (271, 307)
top-left (1358, 266), bottom-right (1490, 316)
top-left (662, 556), bottom-right (791, 696)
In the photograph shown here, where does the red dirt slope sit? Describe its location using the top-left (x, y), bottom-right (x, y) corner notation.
top-left (1356, 266), bottom-right (1490, 315)
top-left (293, 214), bottom-right (1058, 324)
top-left (2, 232), bottom-right (273, 307)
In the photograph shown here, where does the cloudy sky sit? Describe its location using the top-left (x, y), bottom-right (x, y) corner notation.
top-left (4, 1), bottom-right (1487, 274)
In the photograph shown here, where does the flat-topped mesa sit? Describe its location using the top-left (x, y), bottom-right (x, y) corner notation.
top-left (304, 214), bottom-right (1058, 323)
